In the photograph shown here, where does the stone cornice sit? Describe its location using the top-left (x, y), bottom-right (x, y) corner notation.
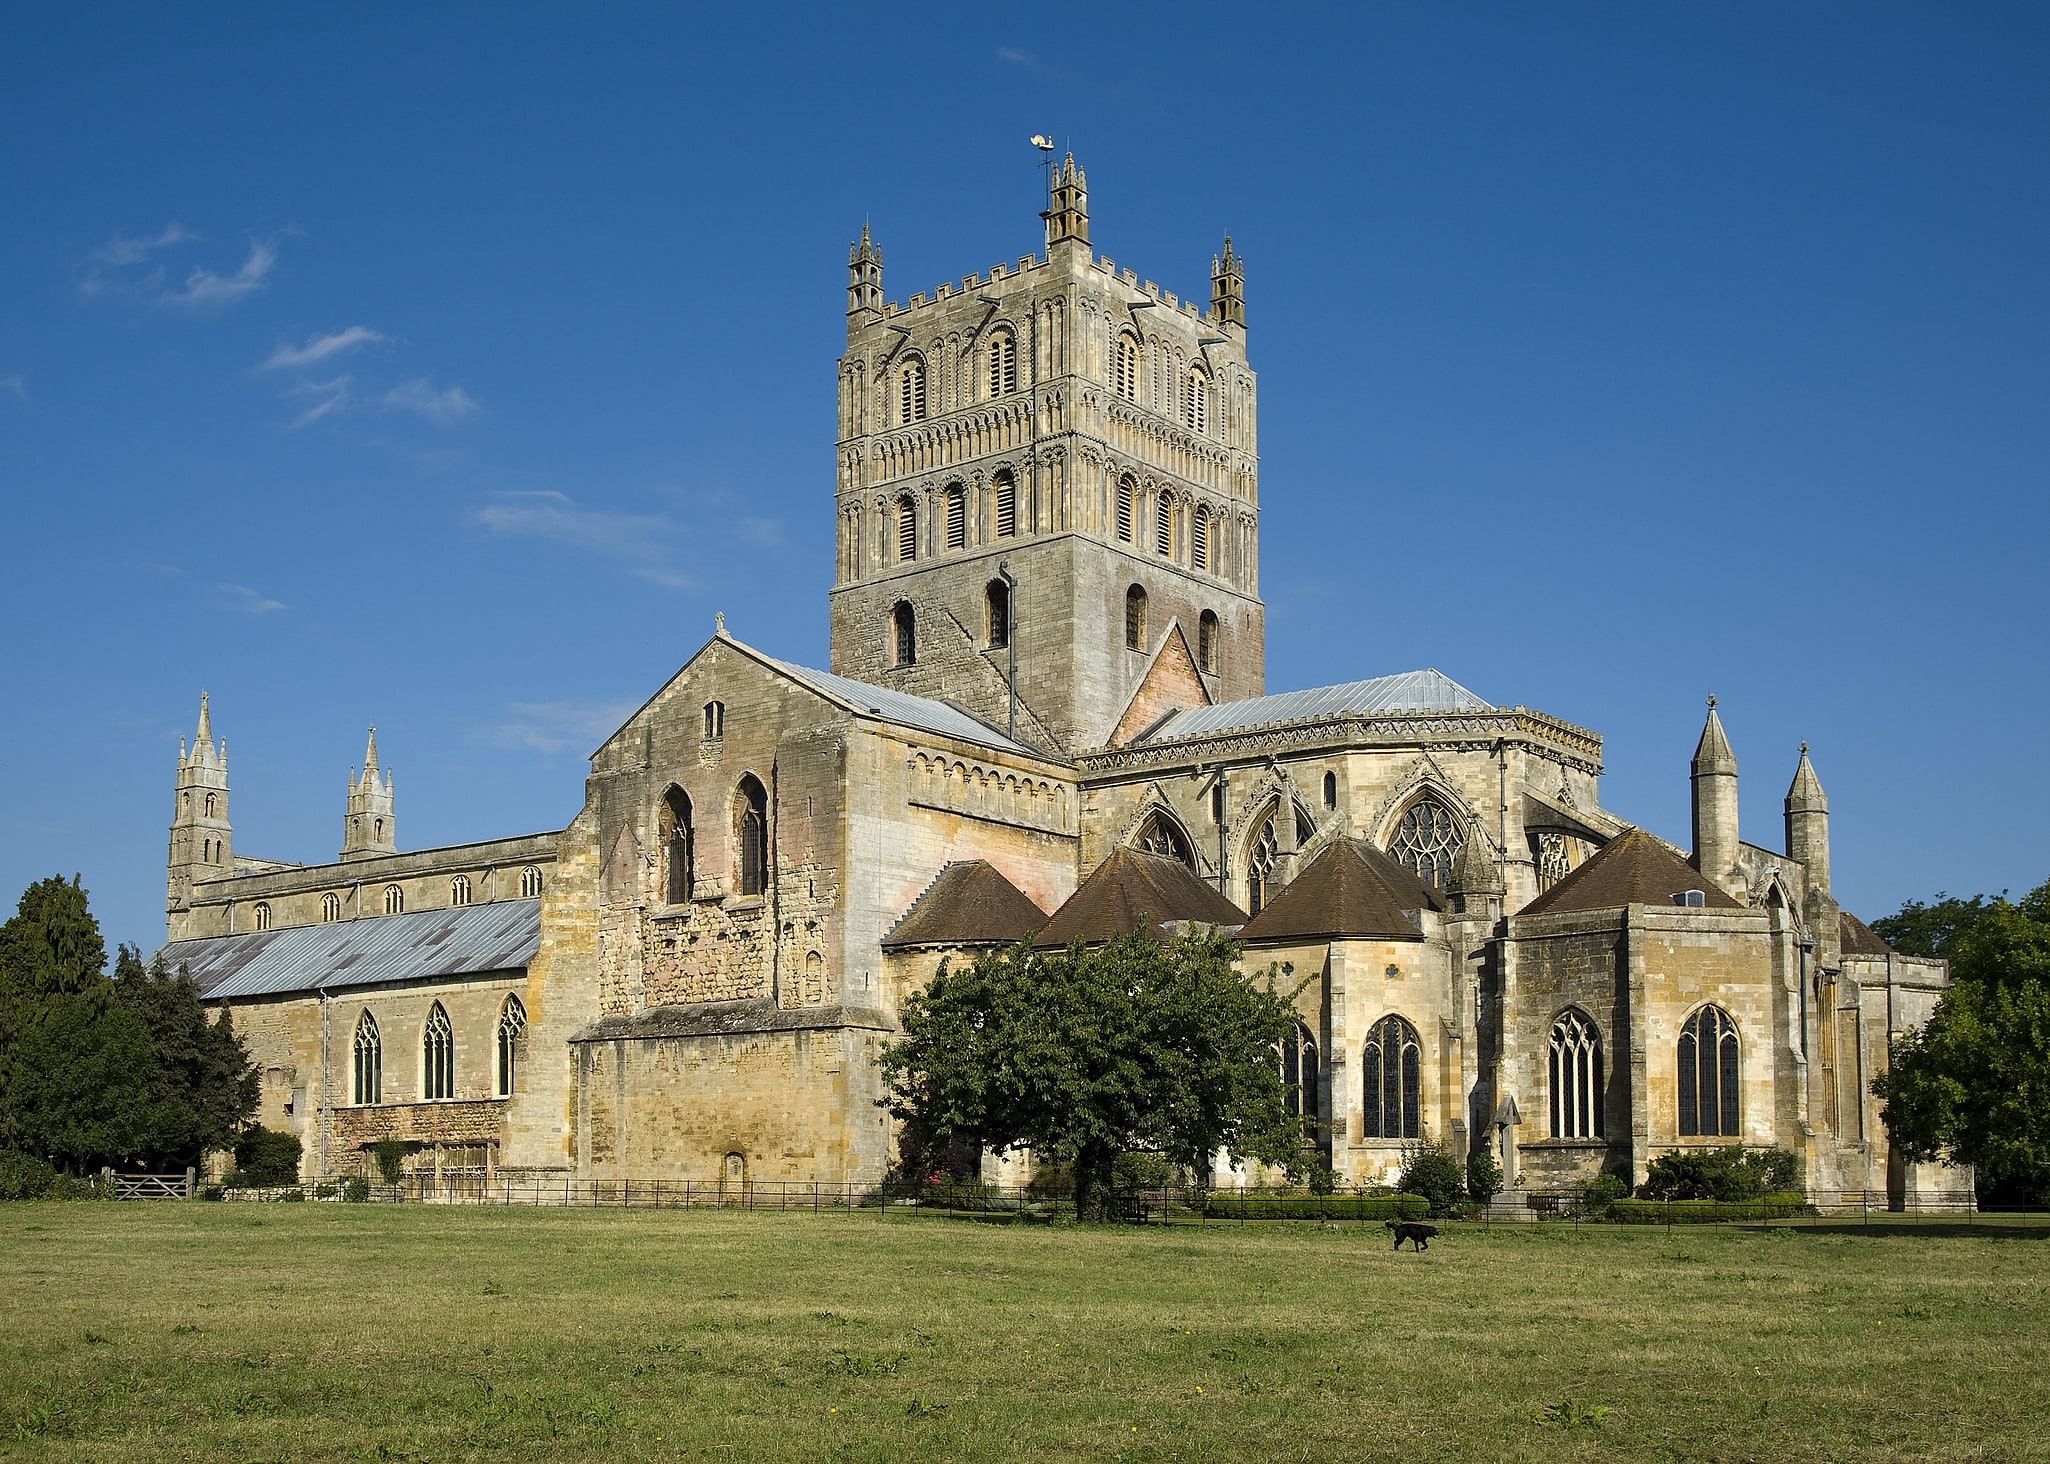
top-left (1076, 709), bottom-right (1604, 780)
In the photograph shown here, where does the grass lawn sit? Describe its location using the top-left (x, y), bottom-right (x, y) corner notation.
top-left (2, 1204), bottom-right (2046, 1462)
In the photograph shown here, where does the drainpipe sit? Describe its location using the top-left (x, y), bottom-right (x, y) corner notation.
top-left (1797, 938), bottom-right (1817, 1062)
top-left (997, 560), bottom-right (1019, 743)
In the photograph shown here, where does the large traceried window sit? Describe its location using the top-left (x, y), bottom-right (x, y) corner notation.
top-left (1124, 584), bottom-right (1147, 651)
top-left (1135, 811), bottom-right (1194, 869)
top-left (1532, 831), bottom-right (1572, 892)
top-left (1678, 1005), bottom-right (1740, 1137)
top-left (1362, 1014), bottom-right (1422, 1140)
top-left (1282, 1019), bottom-right (1320, 1126)
top-left (352, 1010), bottom-right (381, 1105)
top-left (322, 891), bottom-right (343, 923)
top-left (736, 775), bottom-right (769, 898)
top-left (896, 497), bottom-right (917, 562)
top-left (944, 483), bottom-right (966, 550)
top-left (1155, 493), bottom-right (1175, 557)
top-left (496, 994), bottom-right (526, 1098)
top-left (422, 1002), bottom-right (454, 1101)
top-left (989, 331), bottom-right (1017, 396)
top-left (662, 785), bottom-right (694, 905)
top-left (891, 600), bottom-right (916, 666)
top-left (901, 357), bottom-right (927, 422)
top-left (993, 471), bottom-right (1016, 538)
top-left (1114, 336), bottom-right (1139, 400)
top-left (1549, 1008), bottom-right (1605, 1138)
top-left (1390, 795), bottom-right (1464, 891)
top-left (1115, 476), bottom-right (1136, 543)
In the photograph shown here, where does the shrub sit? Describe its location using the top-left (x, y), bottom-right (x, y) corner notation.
top-left (1397, 1140), bottom-right (1468, 1218)
top-left (1642, 1146), bottom-right (1801, 1201)
top-left (1571, 1171), bottom-right (1631, 1218)
top-left (1111, 1151), bottom-right (1174, 1190)
top-left (1612, 1192), bottom-right (1811, 1224)
top-left (370, 1138), bottom-right (411, 1186)
top-left (233, 1127), bottom-right (302, 1187)
top-left (343, 1177), bottom-right (370, 1203)
top-left (0, 1151), bottom-right (60, 1201)
top-left (278, 1188), bottom-right (306, 1202)
top-left (1201, 1193), bottom-right (1429, 1222)
top-left (1466, 1147), bottom-right (1503, 1208)
top-left (314, 1182), bottom-right (337, 1200)
top-left (1306, 1160), bottom-right (1341, 1197)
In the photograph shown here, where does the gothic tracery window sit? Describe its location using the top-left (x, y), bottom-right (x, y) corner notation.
top-left (1390, 795), bottom-right (1463, 891)
top-left (449, 874), bottom-right (471, 907)
top-left (1135, 811), bottom-right (1194, 869)
top-left (518, 865), bottom-right (543, 898)
top-left (422, 1002), bottom-right (454, 1101)
top-left (1678, 1005), bottom-right (1740, 1137)
top-left (1532, 832), bottom-right (1572, 892)
top-left (497, 994), bottom-right (526, 1098)
top-left (251, 901), bottom-right (271, 932)
top-left (352, 1010), bottom-right (381, 1105)
top-left (383, 884), bottom-right (404, 915)
top-left (322, 891), bottom-right (342, 923)
top-left (1282, 1019), bottom-right (1319, 1125)
top-left (662, 785), bottom-right (694, 905)
top-left (1362, 1014), bottom-right (1422, 1140)
top-left (1549, 1008), bottom-right (1604, 1139)
top-left (1245, 804), bottom-right (1309, 916)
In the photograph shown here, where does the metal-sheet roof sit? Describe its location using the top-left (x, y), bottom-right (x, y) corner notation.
top-left (1143, 669), bottom-right (1492, 742)
top-left (771, 659), bottom-right (1039, 757)
top-left (158, 899), bottom-right (541, 1001)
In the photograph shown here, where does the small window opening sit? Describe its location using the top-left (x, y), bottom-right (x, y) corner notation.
top-left (322, 892), bottom-right (342, 923)
top-left (1155, 493), bottom-right (1174, 557)
top-left (450, 875), bottom-right (471, 907)
top-left (1198, 609), bottom-right (1220, 674)
top-left (1124, 584), bottom-right (1147, 651)
top-left (1115, 477), bottom-right (1135, 543)
top-left (1323, 770), bottom-right (1337, 809)
top-left (989, 331), bottom-right (1017, 396)
top-left (519, 865), bottom-right (543, 898)
top-left (1191, 508), bottom-right (1209, 571)
top-left (383, 884), bottom-right (403, 915)
top-left (704, 701), bottom-right (725, 740)
top-left (736, 775), bottom-right (769, 897)
top-left (891, 601), bottom-right (916, 666)
top-left (251, 901), bottom-right (271, 932)
top-left (901, 358), bottom-right (927, 423)
top-left (986, 580), bottom-right (1010, 649)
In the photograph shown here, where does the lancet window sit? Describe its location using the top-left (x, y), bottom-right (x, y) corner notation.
top-left (1155, 493), bottom-right (1174, 557)
top-left (352, 1010), bottom-right (381, 1105)
top-left (1114, 336), bottom-right (1139, 400)
top-left (901, 357), bottom-right (926, 423)
top-left (993, 472), bottom-right (1016, 538)
top-left (989, 331), bottom-right (1017, 396)
top-left (1198, 610), bottom-right (1219, 674)
top-left (892, 600), bottom-right (916, 666)
top-left (662, 785), bottom-right (694, 905)
top-left (496, 995), bottom-right (526, 1098)
top-left (896, 497), bottom-right (917, 562)
top-left (985, 580), bottom-right (1010, 649)
top-left (944, 483), bottom-right (966, 550)
top-left (736, 775), bottom-right (769, 898)
top-left (1191, 508), bottom-right (1209, 570)
top-left (1115, 477), bottom-right (1135, 543)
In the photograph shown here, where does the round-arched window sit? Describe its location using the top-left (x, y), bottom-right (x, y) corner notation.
top-left (1389, 795), bottom-right (1463, 891)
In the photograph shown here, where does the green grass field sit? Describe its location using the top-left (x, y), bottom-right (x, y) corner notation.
top-left (2, 1203), bottom-right (2046, 1462)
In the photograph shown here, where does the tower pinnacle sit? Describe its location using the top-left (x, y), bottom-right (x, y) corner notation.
top-left (1045, 153), bottom-right (1089, 250)
top-left (342, 724), bottom-right (397, 861)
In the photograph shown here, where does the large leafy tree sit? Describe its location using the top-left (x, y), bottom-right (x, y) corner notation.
top-left (0, 876), bottom-right (256, 1171)
top-left (877, 928), bottom-right (1307, 1221)
top-left (1873, 878), bottom-right (2050, 1197)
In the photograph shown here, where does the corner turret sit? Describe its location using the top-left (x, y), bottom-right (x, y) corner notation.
top-left (167, 692), bottom-right (233, 923)
top-left (1690, 697), bottom-right (1741, 898)
top-left (846, 223), bottom-right (883, 328)
top-left (1044, 153), bottom-right (1089, 252)
top-left (1210, 236), bottom-right (1245, 330)
top-left (1785, 742), bottom-right (1830, 897)
top-left (341, 726), bottom-right (397, 861)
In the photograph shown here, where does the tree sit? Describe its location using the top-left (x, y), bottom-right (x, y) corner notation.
top-left (1873, 878), bottom-right (2050, 1198)
top-left (877, 929), bottom-right (1307, 1221)
top-left (111, 947), bottom-right (258, 1169)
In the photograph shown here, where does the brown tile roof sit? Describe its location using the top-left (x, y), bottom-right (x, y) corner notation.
top-left (1840, 911), bottom-right (1894, 957)
top-left (1034, 847), bottom-right (1246, 948)
top-left (1238, 837), bottom-right (1435, 944)
top-left (1518, 827), bottom-right (1742, 917)
top-left (881, 861), bottom-right (1048, 951)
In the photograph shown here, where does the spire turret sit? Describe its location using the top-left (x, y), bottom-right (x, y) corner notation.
top-left (847, 223), bottom-right (883, 323)
top-left (1210, 235), bottom-right (1245, 329)
top-left (167, 691), bottom-right (233, 925)
top-left (1689, 696), bottom-right (1741, 897)
top-left (341, 724), bottom-right (397, 861)
top-left (1044, 153), bottom-right (1089, 250)
top-left (1785, 742), bottom-right (1830, 895)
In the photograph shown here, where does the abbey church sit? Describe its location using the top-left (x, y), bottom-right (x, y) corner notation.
top-left (158, 158), bottom-right (1957, 1205)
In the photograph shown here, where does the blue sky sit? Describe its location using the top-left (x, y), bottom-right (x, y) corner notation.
top-left (3, 4), bottom-right (2045, 954)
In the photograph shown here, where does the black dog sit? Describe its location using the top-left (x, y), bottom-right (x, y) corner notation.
top-left (1389, 1221), bottom-right (1439, 1251)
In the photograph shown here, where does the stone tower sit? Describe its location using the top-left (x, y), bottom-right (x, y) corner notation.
top-left (1785, 743), bottom-right (1829, 896)
top-left (827, 154), bottom-right (1265, 753)
top-left (340, 726), bottom-right (396, 860)
top-left (1690, 698), bottom-right (1741, 898)
top-left (167, 692), bottom-right (232, 916)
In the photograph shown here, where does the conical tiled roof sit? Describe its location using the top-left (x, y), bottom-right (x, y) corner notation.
top-left (1238, 838), bottom-right (1436, 944)
top-left (1034, 847), bottom-right (1245, 948)
top-left (1519, 828), bottom-right (1742, 917)
top-left (881, 862), bottom-right (1048, 951)
top-left (1840, 911), bottom-right (1894, 957)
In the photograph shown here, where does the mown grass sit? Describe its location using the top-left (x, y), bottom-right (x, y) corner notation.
top-left (1, 1203), bottom-right (2045, 1461)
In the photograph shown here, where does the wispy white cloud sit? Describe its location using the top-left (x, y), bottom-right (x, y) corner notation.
top-left (474, 490), bottom-right (692, 589)
top-left (0, 374), bottom-right (24, 399)
top-left (91, 222), bottom-right (195, 269)
top-left (736, 516), bottom-right (784, 547)
top-left (286, 374), bottom-right (354, 429)
top-left (479, 699), bottom-right (638, 754)
top-left (161, 238), bottom-right (276, 308)
top-left (382, 377), bottom-right (478, 423)
top-left (264, 326), bottom-right (384, 370)
top-left (220, 583), bottom-right (287, 615)
top-left (997, 46), bottom-right (1036, 63)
